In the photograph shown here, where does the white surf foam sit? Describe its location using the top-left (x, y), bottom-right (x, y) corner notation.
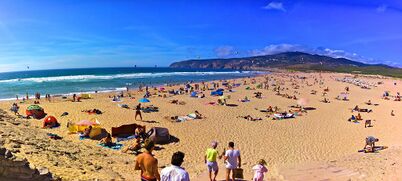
top-left (0, 71), bottom-right (252, 83)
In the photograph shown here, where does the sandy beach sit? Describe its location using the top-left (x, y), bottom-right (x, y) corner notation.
top-left (1, 72), bottom-right (402, 180)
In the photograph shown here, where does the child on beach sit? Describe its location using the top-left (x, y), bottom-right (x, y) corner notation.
top-left (252, 159), bottom-right (268, 181)
top-left (10, 103), bottom-right (19, 115)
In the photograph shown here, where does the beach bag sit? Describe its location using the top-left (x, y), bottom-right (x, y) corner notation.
top-left (233, 168), bottom-right (244, 179)
top-left (147, 127), bottom-right (170, 144)
top-left (111, 124), bottom-right (139, 137)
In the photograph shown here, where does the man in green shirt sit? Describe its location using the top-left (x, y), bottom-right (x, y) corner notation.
top-left (204, 141), bottom-right (222, 181)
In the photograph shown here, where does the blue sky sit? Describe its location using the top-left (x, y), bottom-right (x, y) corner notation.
top-left (0, 0), bottom-right (401, 72)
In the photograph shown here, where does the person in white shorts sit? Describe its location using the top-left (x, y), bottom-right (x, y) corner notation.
top-left (224, 141), bottom-right (241, 181)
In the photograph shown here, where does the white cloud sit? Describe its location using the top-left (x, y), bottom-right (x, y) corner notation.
top-left (263, 2), bottom-right (286, 12)
top-left (214, 46), bottom-right (235, 58)
top-left (249, 44), bottom-right (305, 56)
top-left (376, 4), bottom-right (388, 12)
top-left (249, 44), bottom-right (372, 63)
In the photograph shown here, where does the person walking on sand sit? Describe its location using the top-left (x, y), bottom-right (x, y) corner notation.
top-left (224, 142), bottom-right (241, 181)
top-left (205, 141), bottom-right (222, 181)
top-left (135, 139), bottom-right (160, 181)
top-left (252, 159), bottom-right (268, 181)
top-left (161, 151), bottom-right (190, 181)
top-left (135, 103), bottom-right (143, 121)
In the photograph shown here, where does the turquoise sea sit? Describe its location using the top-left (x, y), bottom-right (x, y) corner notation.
top-left (0, 67), bottom-right (261, 100)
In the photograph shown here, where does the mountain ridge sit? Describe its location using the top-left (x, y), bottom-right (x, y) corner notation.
top-left (170, 51), bottom-right (402, 77)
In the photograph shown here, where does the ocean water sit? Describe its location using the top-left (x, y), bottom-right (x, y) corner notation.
top-left (0, 67), bottom-right (261, 100)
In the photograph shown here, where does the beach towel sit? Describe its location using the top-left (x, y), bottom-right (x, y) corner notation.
top-left (187, 113), bottom-right (197, 119)
top-left (118, 104), bottom-right (129, 109)
top-left (116, 135), bottom-right (137, 142)
top-left (190, 92), bottom-right (198, 97)
top-left (79, 135), bottom-right (89, 140)
top-left (358, 146), bottom-right (388, 153)
top-left (273, 113), bottom-right (294, 119)
top-left (177, 116), bottom-right (194, 122)
top-left (98, 143), bottom-right (123, 150)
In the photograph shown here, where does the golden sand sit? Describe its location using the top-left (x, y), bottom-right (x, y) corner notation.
top-left (1, 72), bottom-right (402, 180)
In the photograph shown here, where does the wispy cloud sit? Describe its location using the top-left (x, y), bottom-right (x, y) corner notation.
top-left (263, 2), bottom-right (286, 12)
top-left (376, 4), bottom-right (388, 12)
top-left (249, 44), bottom-right (305, 56)
top-left (214, 46), bottom-right (236, 58)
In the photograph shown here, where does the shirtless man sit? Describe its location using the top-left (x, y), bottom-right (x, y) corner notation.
top-left (135, 139), bottom-right (160, 181)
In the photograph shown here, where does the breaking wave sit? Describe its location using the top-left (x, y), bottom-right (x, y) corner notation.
top-left (0, 71), bottom-right (251, 83)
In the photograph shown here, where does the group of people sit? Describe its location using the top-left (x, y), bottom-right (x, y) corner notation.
top-left (135, 140), bottom-right (267, 181)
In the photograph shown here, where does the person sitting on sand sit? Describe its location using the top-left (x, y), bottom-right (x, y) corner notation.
top-left (391, 110), bottom-right (395, 116)
top-left (353, 105), bottom-right (359, 112)
top-left (161, 151), bottom-right (190, 181)
top-left (10, 103), bottom-right (20, 115)
top-left (267, 106), bottom-right (273, 113)
top-left (80, 126), bottom-right (92, 138)
top-left (217, 98), bottom-right (225, 105)
top-left (252, 159), bottom-right (268, 181)
top-left (366, 100), bottom-right (372, 105)
top-left (365, 120), bottom-right (373, 128)
top-left (122, 137), bottom-right (142, 154)
top-left (356, 113), bottom-right (362, 120)
top-left (135, 139), bottom-right (160, 181)
top-left (322, 98), bottom-right (330, 103)
top-left (135, 126), bottom-right (148, 140)
top-left (204, 141), bottom-right (222, 181)
top-left (254, 92), bottom-right (262, 99)
top-left (364, 136), bottom-right (379, 152)
top-left (100, 133), bottom-right (113, 147)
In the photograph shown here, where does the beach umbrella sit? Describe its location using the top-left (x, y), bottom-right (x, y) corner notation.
top-left (27, 105), bottom-right (43, 111)
top-left (139, 98), bottom-right (150, 103)
top-left (76, 119), bottom-right (99, 126)
top-left (297, 98), bottom-right (309, 106)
